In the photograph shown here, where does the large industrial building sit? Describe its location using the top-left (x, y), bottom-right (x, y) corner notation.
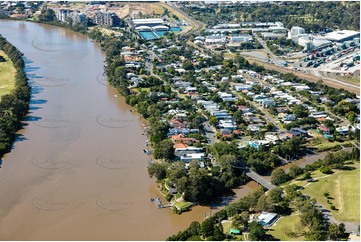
top-left (230, 34), bottom-right (253, 43)
top-left (324, 30), bottom-right (360, 42)
top-left (297, 35), bottom-right (332, 51)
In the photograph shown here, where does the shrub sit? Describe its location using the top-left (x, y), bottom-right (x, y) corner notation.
top-left (320, 166), bottom-right (333, 174)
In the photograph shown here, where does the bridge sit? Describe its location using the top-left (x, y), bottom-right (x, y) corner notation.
top-left (245, 169), bottom-right (276, 190)
top-left (230, 164), bottom-right (276, 190)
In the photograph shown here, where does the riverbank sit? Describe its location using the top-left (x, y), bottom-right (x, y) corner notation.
top-left (0, 20), bottom-right (230, 240)
top-left (0, 50), bottom-right (16, 97)
top-left (0, 34), bottom-right (31, 157)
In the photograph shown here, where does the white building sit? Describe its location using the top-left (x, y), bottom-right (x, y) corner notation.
top-left (205, 34), bottom-right (227, 45)
top-left (324, 30), bottom-right (360, 43)
top-left (290, 26), bottom-right (306, 38)
top-left (132, 18), bottom-right (164, 27)
top-left (230, 34), bottom-right (253, 43)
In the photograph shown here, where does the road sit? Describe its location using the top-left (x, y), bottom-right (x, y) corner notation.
top-left (203, 120), bottom-right (216, 145)
top-left (245, 169), bottom-right (276, 190)
top-left (164, 2), bottom-right (206, 36)
top-left (230, 89), bottom-right (285, 132)
top-left (246, 56), bottom-right (360, 95)
top-left (315, 202), bottom-right (359, 233)
top-left (253, 34), bottom-right (277, 60)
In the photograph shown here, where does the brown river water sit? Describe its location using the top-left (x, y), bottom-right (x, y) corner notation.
top-left (0, 20), bottom-right (257, 240)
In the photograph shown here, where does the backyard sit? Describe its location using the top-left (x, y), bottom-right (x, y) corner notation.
top-left (267, 213), bottom-right (305, 241)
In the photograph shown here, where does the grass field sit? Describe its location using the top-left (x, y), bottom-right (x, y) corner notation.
top-left (302, 164), bottom-right (360, 222)
top-left (0, 50), bottom-right (16, 98)
top-left (174, 201), bottom-right (192, 210)
top-left (309, 140), bottom-right (353, 152)
top-left (224, 51), bottom-right (237, 59)
top-left (222, 220), bottom-right (232, 234)
top-left (268, 214), bottom-right (305, 241)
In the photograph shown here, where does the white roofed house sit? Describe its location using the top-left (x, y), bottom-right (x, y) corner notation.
top-left (218, 92), bottom-right (238, 102)
top-left (175, 146), bottom-right (205, 163)
top-left (205, 34), bottom-right (227, 45)
top-left (219, 119), bottom-right (237, 130)
top-left (234, 84), bottom-right (253, 92)
top-left (258, 99), bottom-right (276, 108)
top-left (179, 153), bottom-right (205, 162)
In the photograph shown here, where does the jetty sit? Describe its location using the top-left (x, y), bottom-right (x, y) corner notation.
top-left (151, 197), bottom-right (172, 209)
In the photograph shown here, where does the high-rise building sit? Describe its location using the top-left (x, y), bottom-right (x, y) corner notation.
top-left (57, 9), bottom-right (72, 22)
top-left (69, 12), bottom-right (88, 26)
top-left (93, 11), bottom-right (121, 27)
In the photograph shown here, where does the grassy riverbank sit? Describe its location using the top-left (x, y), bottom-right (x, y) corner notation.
top-left (0, 50), bottom-right (16, 97)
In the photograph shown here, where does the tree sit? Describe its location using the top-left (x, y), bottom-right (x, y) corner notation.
top-left (268, 187), bottom-right (284, 203)
top-left (38, 8), bottom-right (56, 22)
top-left (303, 171), bottom-right (312, 180)
top-left (271, 168), bottom-right (289, 185)
top-left (320, 166), bottom-right (332, 174)
top-left (232, 110), bottom-right (245, 125)
top-left (153, 139), bottom-right (175, 160)
top-left (328, 223), bottom-right (341, 240)
top-left (346, 111), bottom-right (357, 123)
top-left (188, 221), bottom-right (201, 237)
top-left (148, 162), bottom-right (167, 181)
top-left (208, 116), bottom-right (218, 126)
top-left (182, 60), bottom-right (194, 71)
top-left (338, 223), bottom-right (346, 235)
top-left (249, 221), bottom-right (267, 241)
top-left (289, 165), bottom-right (303, 178)
top-left (200, 219), bottom-right (214, 237)
top-left (219, 154), bottom-right (237, 168)
top-left (266, 123), bottom-right (274, 131)
top-left (167, 162), bottom-right (186, 185)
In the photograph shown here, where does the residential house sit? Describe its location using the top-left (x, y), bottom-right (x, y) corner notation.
top-left (318, 125), bottom-right (330, 135)
top-left (290, 128), bottom-right (308, 137)
top-left (336, 126), bottom-right (349, 135)
top-left (220, 128), bottom-right (232, 138)
top-left (259, 99), bottom-right (276, 108)
top-left (257, 212), bottom-right (278, 227)
top-left (219, 119), bottom-right (236, 130)
top-left (282, 114), bottom-right (297, 122)
top-left (234, 84), bottom-right (253, 92)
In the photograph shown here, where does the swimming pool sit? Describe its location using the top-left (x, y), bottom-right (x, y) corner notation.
top-left (139, 31), bottom-right (158, 40)
top-left (155, 30), bottom-right (168, 37)
top-left (170, 27), bottom-right (182, 32)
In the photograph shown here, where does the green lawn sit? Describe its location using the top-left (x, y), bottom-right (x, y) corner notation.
top-left (309, 140), bottom-right (352, 152)
top-left (0, 50), bottom-right (16, 98)
top-left (222, 220), bottom-right (232, 234)
top-left (267, 214), bottom-right (306, 241)
top-left (302, 164), bottom-right (360, 222)
top-left (174, 201), bottom-right (193, 210)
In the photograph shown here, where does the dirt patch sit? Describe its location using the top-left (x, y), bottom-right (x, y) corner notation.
top-left (334, 176), bottom-right (344, 214)
top-left (109, 3), bottom-right (164, 19)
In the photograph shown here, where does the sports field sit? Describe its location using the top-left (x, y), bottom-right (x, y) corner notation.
top-left (303, 164), bottom-right (360, 222)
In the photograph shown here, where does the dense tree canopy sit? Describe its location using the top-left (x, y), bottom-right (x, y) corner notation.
top-left (0, 35), bottom-right (31, 157)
